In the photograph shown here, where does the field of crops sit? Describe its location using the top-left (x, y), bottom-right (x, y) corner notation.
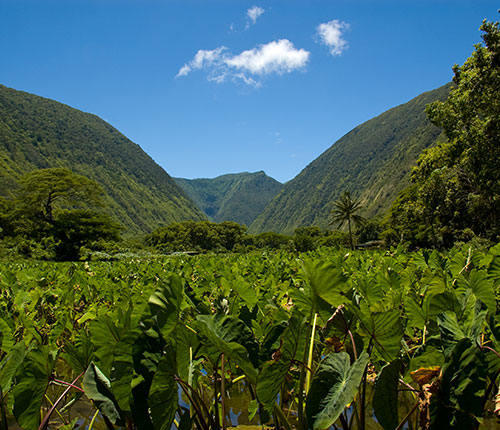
top-left (1, 245), bottom-right (500, 429)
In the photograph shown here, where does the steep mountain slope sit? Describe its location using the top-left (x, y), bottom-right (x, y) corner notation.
top-left (0, 84), bottom-right (205, 234)
top-left (250, 83), bottom-right (451, 234)
top-left (175, 171), bottom-right (283, 226)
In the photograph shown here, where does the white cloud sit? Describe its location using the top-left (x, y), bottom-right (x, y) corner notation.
top-left (246, 6), bottom-right (264, 28)
top-left (316, 19), bottom-right (349, 56)
top-left (176, 39), bottom-right (310, 86)
top-left (226, 39), bottom-right (310, 75)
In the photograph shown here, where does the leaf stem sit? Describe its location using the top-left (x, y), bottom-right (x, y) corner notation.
top-left (305, 313), bottom-right (317, 395)
top-left (38, 371), bottom-right (84, 430)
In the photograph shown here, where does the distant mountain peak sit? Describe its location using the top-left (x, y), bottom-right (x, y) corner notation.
top-left (175, 171), bottom-right (283, 226)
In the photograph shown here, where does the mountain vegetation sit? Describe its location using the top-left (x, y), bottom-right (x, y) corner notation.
top-left (0, 84), bottom-right (205, 235)
top-left (385, 20), bottom-right (500, 248)
top-left (174, 171), bottom-right (282, 226)
top-left (250, 83), bottom-right (451, 234)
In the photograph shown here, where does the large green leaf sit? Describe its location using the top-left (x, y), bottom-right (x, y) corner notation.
top-left (61, 333), bottom-right (95, 374)
top-left (0, 342), bottom-right (26, 393)
top-left (373, 359), bottom-right (402, 430)
top-left (176, 324), bottom-right (200, 386)
top-left (258, 319), bottom-right (288, 364)
top-left (83, 362), bottom-right (125, 426)
top-left (405, 297), bottom-right (426, 330)
top-left (409, 345), bottom-right (444, 372)
top-left (430, 339), bottom-right (487, 429)
top-left (256, 312), bottom-right (307, 410)
top-left (0, 318), bottom-right (13, 354)
top-left (355, 309), bottom-right (403, 362)
top-left (89, 315), bottom-right (140, 415)
top-left (227, 276), bottom-right (258, 309)
top-left (195, 314), bottom-right (258, 383)
top-left (306, 351), bottom-right (369, 430)
top-left (486, 244), bottom-right (500, 283)
top-left (149, 352), bottom-right (178, 430)
top-left (130, 327), bottom-right (165, 429)
top-left (148, 275), bottom-right (184, 338)
top-left (299, 259), bottom-right (348, 308)
top-left (13, 346), bottom-right (55, 429)
top-left (456, 270), bottom-right (496, 315)
top-left (437, 310), bottom-right (486, 357)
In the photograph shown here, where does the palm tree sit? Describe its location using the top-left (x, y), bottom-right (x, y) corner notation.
top-left (330, 191), bottom-right (365, 250)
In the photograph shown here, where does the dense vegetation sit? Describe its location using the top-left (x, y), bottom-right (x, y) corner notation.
top-left (250, 84), bottom-right (450, 234)
top-left (145, 221), bottom-right (352, 254)
top-left (1, 245), bottom-right (500, 429)
top-left (0, 168), bottom-right (122, 261)
top-left (175, 172), bottom-right (283, 227)
top-left (0, 84), bottom-right (205, 235)
top-left (385, 20), bottom-right (500, 249)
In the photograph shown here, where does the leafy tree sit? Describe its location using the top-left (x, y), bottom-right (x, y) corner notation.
top-left (52, 209), bottom-right (121, 260)
top-left (355, 218), bottom-right (382, 243)
top-left (17, 168), bottom-right (103, 224)
top-left (146, 220), bottom-right (247, 253)
top-left (1, 168), bottom-right (122, 260)
top-left (330, 191), bottom-right (365, 250)
top-left (250, 231), bottom-right (290, 249)
top-left (387, 20), bottom-right (500, 248)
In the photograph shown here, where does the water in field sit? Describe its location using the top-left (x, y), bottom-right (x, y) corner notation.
top-left (5, 372), bottom-right (500, 429)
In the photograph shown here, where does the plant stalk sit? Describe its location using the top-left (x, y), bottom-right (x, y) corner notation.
top-left (305, 313), bottom-right (317, 394)
top-left (38, 371), bottom-right (84, 430)
top-left (221, 354), bottom-right (227, 430)
top-left (176, 378), bottom-right (210, 430)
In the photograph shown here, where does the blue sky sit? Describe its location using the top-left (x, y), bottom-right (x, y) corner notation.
top-left (1, 1), bottom-right (498, 183)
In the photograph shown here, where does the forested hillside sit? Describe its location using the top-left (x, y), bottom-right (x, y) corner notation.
top-left (0, 84), bottom-right (205, 234)
top-left (175, 171), bottom-right (282, 226)
top-left (250, 83), bottom-right (451, 234)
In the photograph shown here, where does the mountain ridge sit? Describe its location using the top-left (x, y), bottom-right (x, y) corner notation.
top-left (0, 83), bottom-right (206, 234)
top-left (250, 83), bottom-right (452, 234)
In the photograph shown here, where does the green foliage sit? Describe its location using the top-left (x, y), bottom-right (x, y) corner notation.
top-left (13, 346), bottom-right (55, 429)
top-left (330, 191), bottom-right (365, 250)
top-left (306, 351), bottom-right (369, 430)
top-left (146, 220), bottom-right (247, 252)
top-left (1, 244), bottom-right (500, 429)
top-left (83, 362), bottom-right (125, 425)
top-left (387, 21), bottom-right (500, 248)
top-left (17, 168), bottom-right (103, 223)
top-left (373, 359), bottom-right (402, 430)
top-left (0, 84), bottom-right (205, 235)
top-left (1, 168), bottom-right (122, 260)
top-left (250, 84), bottom-right (450, 234)
top-left (175, 171), bottom-right (283, 226)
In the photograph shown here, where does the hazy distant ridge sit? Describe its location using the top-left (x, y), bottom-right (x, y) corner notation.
top-left (175, 171), bottom-right (283, 226)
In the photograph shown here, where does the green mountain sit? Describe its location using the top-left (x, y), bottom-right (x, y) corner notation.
top-left (0, 84), bottom-right (206, 234)
top-left (174, 171), bottom-right (283, 227)
top-left (250, 83), bottom-right (452, 234)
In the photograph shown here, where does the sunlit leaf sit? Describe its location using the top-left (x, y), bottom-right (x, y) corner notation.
top-left (306, 351), bottom-right (369, 430)
top-left (83, 362), bottom-right (125, 426)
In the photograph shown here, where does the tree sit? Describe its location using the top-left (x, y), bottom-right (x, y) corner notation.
top-left (53, 209), bottom-right (121, 260)
top-left (387, 19), bottom-right (500, 247)
top-left (17, 168), bottom-right (103, 224)
top-left (5, 168), bottom-right (121, 260)
top-left (330, 191), bottom-right (365, 250)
